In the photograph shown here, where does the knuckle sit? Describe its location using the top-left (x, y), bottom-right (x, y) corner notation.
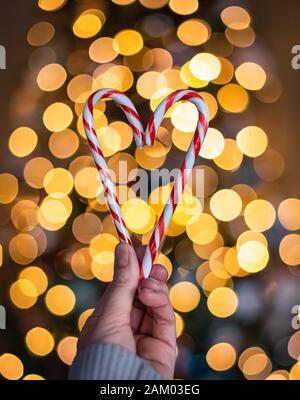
top-left (110, 276), bottom-right (128, 288)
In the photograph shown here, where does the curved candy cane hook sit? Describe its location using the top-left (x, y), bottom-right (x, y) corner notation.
top-left (83, 89), bottom-right (209, 278)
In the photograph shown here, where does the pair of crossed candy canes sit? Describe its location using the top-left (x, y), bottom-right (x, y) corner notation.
top-left (83, 89), bottom-right (209, 279)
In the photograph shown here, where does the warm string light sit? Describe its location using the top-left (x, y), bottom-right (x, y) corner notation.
top-left (0, 0), bottom-right (299, 381)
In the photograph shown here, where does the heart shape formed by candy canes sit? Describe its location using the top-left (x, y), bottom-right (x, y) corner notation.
top-left (83, 89), bottom-right (209, 279)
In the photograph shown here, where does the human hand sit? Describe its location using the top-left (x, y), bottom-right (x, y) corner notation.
top-left (77, 243), bottom-right (176, 379)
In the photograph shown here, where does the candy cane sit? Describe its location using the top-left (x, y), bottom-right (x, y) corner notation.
top-left (83, 89), bottom-right (209, 279)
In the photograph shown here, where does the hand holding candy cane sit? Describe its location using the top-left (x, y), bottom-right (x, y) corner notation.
top-left (83, 89), bottom-right (209, 278)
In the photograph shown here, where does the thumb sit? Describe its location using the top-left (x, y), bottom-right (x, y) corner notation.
top-left (113, 242), bottom-right (140, 287)
top-left (100, 243), bottom-right (140, 322)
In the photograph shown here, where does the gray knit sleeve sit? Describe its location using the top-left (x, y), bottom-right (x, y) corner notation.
top-left (68, 343), bottom-right (162, 380)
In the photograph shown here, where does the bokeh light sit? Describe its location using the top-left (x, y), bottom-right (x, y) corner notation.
top-left (43, 102), bottom-right (73, 132)
top-left (279, 234), bottom-right (300, 266)
top-left (0, 173), bottom-right (18, 203)
top-left (89, 37), bottom-right (118, 63)
top-left (214, 138), bottom-right (243, 170)
top-left (23, 374), bottom-right (45, 380)
top-left (170, 282), bottom-right (200, 312)
top-left (238, 241), bottom-right (269, 273)
top-left (207, 287), bottom-right (238, 318)
top-left (9, 127), bottom-right (38, 157)
top-left (25, 327), bottom-right (54, 356)
top-left (27, 21), bottom-right (55, 46)
top-left (235, 62), bottom-right (266, 91)
top-left (19, 266), bottom-right (48, 295)
top-left (199, 128), bottom-right (224, 159)
top-left (114, 30), bottom-right (143, 56)
top-left (24, 157), bottom-right (53, 188)
top-left (45, 285), bottom-right (76, 316)
top-left (210, 189), bottom-right (242, 221)
top-left (177, 19), bottom-right (210, 46)
top-left (38, 0), bottom-right (66, 12)
top-left (190, 53), bottom-right (221, 81)
top-left (0, 0), bottom-right (297, 382)
top-left (73, 12), bottom-right (102, 39)
top-left (278, 198), bottom-right (300, 231)
top-left (169, 0), bottom-right (199, 15)
top-left (78, 308), bottom-right (94, 331)
top-left (10, 279), bottom-right (38, 309)
top-left (244, 199), bottom-right (276, 232)
top-left (0, 354), bottom-right (24, 380)
top-left (48, 129), bottom-right (79, 159)
top-left (121, 199), bottom-right (156, 234)
top-left (90, 233), bottom-right (118, 282)
top-left (253, 148), bottom-right (285, 181)
top-left (186, 213), bottom-right (218, 245)
top-left (37, 63), bottom-right (67, 91)
top-left (206, 343), bottom-right (237, 371)
top-left (217, 83), bottom-right (249, 113)
top-left (57, 336), bottom-right (78, 365)
top-left (221, 6), bottom-right (251, 30)
top-left (237, 126), bottom-right (268, 157)
top-left (9, 234), bottom-right (38, 265)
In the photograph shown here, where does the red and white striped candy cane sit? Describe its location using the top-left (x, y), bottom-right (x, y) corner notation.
top-left (83, 89), bottom-right (209, 279)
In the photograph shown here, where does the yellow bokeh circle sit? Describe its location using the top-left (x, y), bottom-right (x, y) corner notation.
top-left (0, 353), bottom-right (24, 380)
top-left (19, 266), bottom-right (48, 296)
top-left (25, 327), bottom-right (54, 356)
top-left (217, 83), bottom-right (249, 113)
top-left (278, 198), bottom-right (300, 231)
top-left (9, 127), bottom-right (38, 157)
top-left (43, 102), bottom-right (73, 132)
top-left (37, 63), bottom-right (67, 92)
top-left (238, 241), bottom-right (269, 273)
top-left (90, 233), bottom-right (119, 282)
top-left (186, 213), bottom-right (218, 245)
top-left (177, 19), bottom-right (210, 46)
top-left (10, 279), bottom-right (38, 309)
top-left (235, 62), bottom-right (266, 90)
top-left (190, 53), bottom-right (221, 81)
top-left (43, 167), bottom-right (74, 197)
top-left (114, 30), bottom-right (143, 56)
top-left (244, 199), bottom-right (276, 232)
top-left (121, 198), bottom-right (156, 234)
top-left (207, 287), bottom-right (238, 318)
top-left (38, 0), bottom-right (66, 11)
top-left (45, 285), bottom-right (76, 316)
top-left (236, 126), bottom-right (268, 157)
top-left (170, 281), bottom-right (201, 312)
top-left (57, 336), bottom-right (78, 366)
top-left (210, 189), bottom-right (242, 221)
top-left (206, 343), bottom-right (236, 371)
top-left (73, 14), bottom-right (102, 39)
top-left (0, 173), bottom-right (18, 204)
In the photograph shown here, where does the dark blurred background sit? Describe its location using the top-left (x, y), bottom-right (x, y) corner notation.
top-left (0, 0), bottom-right (299, 381)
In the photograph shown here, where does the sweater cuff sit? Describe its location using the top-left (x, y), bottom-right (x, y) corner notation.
top-left (68, 343), bottom-right (162, 380)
